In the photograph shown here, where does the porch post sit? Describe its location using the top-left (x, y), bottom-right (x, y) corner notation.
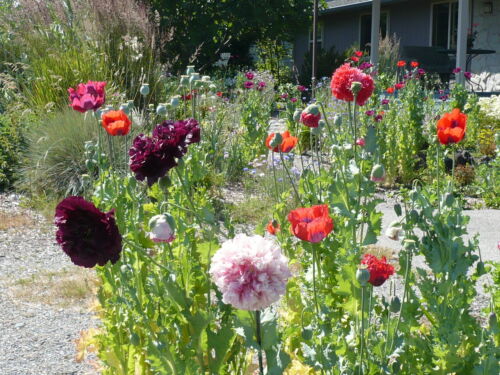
top-left (370, 0), bottom-right (381, 65)
top-left (456, 0), bottom-right (470, 85)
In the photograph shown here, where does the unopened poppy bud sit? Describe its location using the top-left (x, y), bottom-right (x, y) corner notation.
top-left (170, 95), bottom-right (180, 108)
top-left (186, 65), bottom-right (195, 75)
top-left (180, 75), bottom-right (190, 87)
top-left (148, 214), bottom-right (175, 243)
top-left (385, 220), bottom-right (402, 241)
top-left (370, 164), bottom-right (386, 183)
top-left (293, 109), bottom-right (302, 122)
top-left (158, 176), bottom-right (172, 190)
top-left (156, 104), bottom-right (167, 116)
top-left (140, 83), bottom-right (150, 96)
top-left (333, 114), bottom-right (342, 126)
top-left (304, 103), bottom-right (320, 116)
top-left (356, 267), bottom-right (370, 286)
top-left (351, 81), bottom-right (362, 95)
top-left (269, 133), bottom-right (283, 148)
top-left (389, 296), bottom-right (401, 313)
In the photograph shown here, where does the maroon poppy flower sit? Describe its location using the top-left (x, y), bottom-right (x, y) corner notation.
top-left (129, 119), bottom-right (200, 186)
top-left (361, 254), bottom-right (394, 286)
top-left (55, 196), bottom-right (122, 268)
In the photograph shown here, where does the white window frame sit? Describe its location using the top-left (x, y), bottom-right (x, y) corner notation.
top-left (309, 22), bottom-right (324, 51)
top-left (358, 11), bottom-right (390, 48)
top-left (429, 0), bottom-right (460, 48)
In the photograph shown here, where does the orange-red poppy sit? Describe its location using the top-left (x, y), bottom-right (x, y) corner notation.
top-left (266, 220), bottom-right (280, 235)
top-left (410, 61), bottom-right (419, 68)
top-left (397, 60), bottom-right (406, 67)
top-left (101, 110), bottom-right (131, 136)
top-left (436, 108), bottom-right (467, 145)
top-left (287, 204), bottom-right (333, 243)
top-left (265, 131), bottom-right (298, 153)
top-left (386, 87), bottom-right (395, 94)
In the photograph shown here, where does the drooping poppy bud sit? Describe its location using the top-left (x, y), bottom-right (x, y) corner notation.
top-left (370, 164), bottom-right (386, 183)
top-left (148, 214), bottom-right (176, 243)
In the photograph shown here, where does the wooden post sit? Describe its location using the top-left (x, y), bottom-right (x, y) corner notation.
top-left (456, 0), bottom-right (470, 85)
top-left (312, 0), bottom-right (318, 98)
top-left (370, 0), bottom-right (381, 66)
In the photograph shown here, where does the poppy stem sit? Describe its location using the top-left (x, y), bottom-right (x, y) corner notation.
top-left (271, 152), bottom-right (280, 202)
top-left (279, 151), bottom-right (303, 205)
top-left (436, 143), bottom-right (441, 213)
top-left (255, 310), bottom-right (264, 375)
top-left (359, 285), bottom-right (366, 374)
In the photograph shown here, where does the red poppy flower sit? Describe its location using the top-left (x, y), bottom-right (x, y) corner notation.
top-left (361, 254), bottom-right (394, 286)
top-left (386, 87), bottom-right (395, 94)
top-left (350, 56), bottom-right (360, 63)
top-left (436, 108), bottom-right (467, 145)
top-left (397, 60), bottom-right (406, 67)
top-left (330, 64), bottom-right (374, 106)
top-left (395, 83), bottom-right (405, 90)
top-left (266, 220), bottom-right (280, 235)
top-left (101, 110), bottom-right (131, 136)
top-left (288, 205), bottom-right (334, 243)
top-left (266, 131), bottom-right (298, 153)
top-left (68, 81), bottom-right (106, 113)
top-left (216, 91), bottom-right (223, 97)
top-left (300, 112), bottom-right (321, 128)
top-left (354, 50), bottom-right (363, 57)
top-left (410, 61), bottom-right (419, 68)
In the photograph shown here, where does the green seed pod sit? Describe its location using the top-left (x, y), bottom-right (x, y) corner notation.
top-left (389, 296), bottom-right (401, 313)
top-left (293, 109), bottom-right (302, 122)
top-left (156, 104), bottom-right (167, 116)
top-left (140, 83), bottom-right (150, 96)
top-left (351, 81), bottom-right (362, 95)
top-left (356, 267), bottom-right (370, 286)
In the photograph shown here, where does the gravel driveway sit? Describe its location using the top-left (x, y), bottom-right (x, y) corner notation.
top-left (0, 194), bottom-right (98, 375)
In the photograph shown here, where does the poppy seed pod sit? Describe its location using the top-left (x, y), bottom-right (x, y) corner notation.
top-left (140, 83), bottom-right (150, 96)
top-left (293, 109), bottom-right (302, 122)
top-left (186, 65), bottom-right (195, 75)
top-left (170, 96), bottom-right (180, 108)
top-left (156, 104), bottom-right (167, 116)
top-left (356, 267), bottom-right (370, 286)
top-left (304, 103), bottom-right (320, 116)
top-left (119, 103), bottom-right (130, 114)
top-left (180, 75), bottom-right (190, 87)
top-left (148, 214), bottom-right (176, 243)
top-left (370, 164), bottom-right (386, 183)
top-left (351, 81), bottom-right (362, 96)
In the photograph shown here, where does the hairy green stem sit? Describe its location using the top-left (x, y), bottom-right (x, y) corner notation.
top-left (255, 310), bottom-right (264, 375)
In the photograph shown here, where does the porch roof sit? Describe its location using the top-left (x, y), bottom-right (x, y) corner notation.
top-left (323, 0), bottom-right (408, 13)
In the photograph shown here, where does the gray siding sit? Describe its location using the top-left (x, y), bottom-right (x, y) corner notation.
top-left (294, 0), bottom-right (433, 72)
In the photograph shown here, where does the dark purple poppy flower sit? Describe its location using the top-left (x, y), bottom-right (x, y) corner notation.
top-left (129, 119), bottom-right (200, 186)
top-left (55, 196), bottom-right (122, 268)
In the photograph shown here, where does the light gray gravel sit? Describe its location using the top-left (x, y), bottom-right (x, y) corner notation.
top-left (0, 193), bottom-right (98, 375)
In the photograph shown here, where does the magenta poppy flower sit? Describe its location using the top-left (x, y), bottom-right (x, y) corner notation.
top-left (244, 81), bottom-right (254, 89)
top-left (55, 196), bottom-right (122, 268)
top-left (453, 67), bottom-right (462, 74)
top-left (464, 71), bottom-right (472, 79)
top-left (365, 110), bottom-right (375, 116)
top-left (297, 85), bottom-right (306, 92)
top-left (257, 81), bottom-right (266, 90)
top-left (245, 72), bottom-right (255, 80)
top-left (290, 97), bottom-right (298, 103)
top-left (68, 81), bottom-right (106, 113)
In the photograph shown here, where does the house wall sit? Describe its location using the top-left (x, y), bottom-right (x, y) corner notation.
top-left (470, 0), bottom-right (500, 91)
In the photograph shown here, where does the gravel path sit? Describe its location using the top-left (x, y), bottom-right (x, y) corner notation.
top-left (0, 194), bottom-right (98, 375)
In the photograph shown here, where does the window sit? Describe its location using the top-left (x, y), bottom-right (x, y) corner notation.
top-left (431, 1), bottom-right (459, 49)
top-left (309, 23), bottom-right (324, 51)
top-left (360, 12), bottom-right (389, 50)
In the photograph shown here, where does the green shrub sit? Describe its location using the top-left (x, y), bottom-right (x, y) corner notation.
top-left (0, 113), bottom-right (24, 190)
top-left (18, 108), bottom-right (97, 196)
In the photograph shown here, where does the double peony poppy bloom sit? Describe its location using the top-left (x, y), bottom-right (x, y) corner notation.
top-left (54, 196), bottom-right (122, 268)
top-left (288, 204), bottom-right (334, 243)
top-left (209, 234), bottom-right (291, 311)
top-left (361, 253), bottom-right (395, 286)
top-left (265, 131), bottom-right (298, 153)
top-left (330, 63), bottom-right (374, 106)
top-left (436, 108), bottom-right (467, 145)
top-left (101, 110), bottom-right (132, 136)
top-left (68, 81), bottom-right (106, 113)
top-left (129, 118), bottom-right (200, 186)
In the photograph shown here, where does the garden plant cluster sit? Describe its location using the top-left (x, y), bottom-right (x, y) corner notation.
top-left (0, 1), bottom-right (499, 374)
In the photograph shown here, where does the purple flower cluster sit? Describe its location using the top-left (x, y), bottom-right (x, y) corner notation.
top-left (129, 119), bottom-right (200, 186)
top-left (55, 196), bottom-right (122, 268)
